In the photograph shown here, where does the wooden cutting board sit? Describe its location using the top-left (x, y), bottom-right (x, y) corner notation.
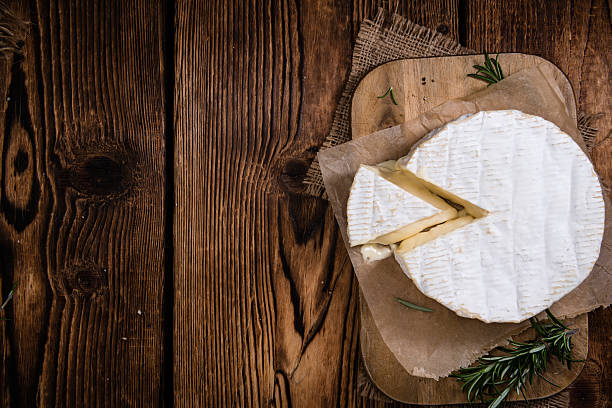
top-left (351, 54), bottom-right (587, 404)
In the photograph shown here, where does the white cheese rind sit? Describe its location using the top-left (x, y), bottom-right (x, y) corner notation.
top-left (347, 165), bottom-right (452, 246)
top-left (395, 110), bottom-right (605, 323)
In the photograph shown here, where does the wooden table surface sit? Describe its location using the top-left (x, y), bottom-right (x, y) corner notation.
top-left (0, 0), bottom-right (609, 407)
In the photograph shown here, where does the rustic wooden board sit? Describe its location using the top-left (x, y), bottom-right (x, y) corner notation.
top-left (352, 54), bottom-right (577, 139)
top-left (0, 0), bottom-right (168, 406)
top-left (351, 54), bottom-right (588, 404)
top-left (360, 292), bottom-right (587, 405)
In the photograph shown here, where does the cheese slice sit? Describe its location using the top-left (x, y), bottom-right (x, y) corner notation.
top-left (347, 165), bottom-right (457, 246)
top-left (393, 110), bottom-right (605, 323)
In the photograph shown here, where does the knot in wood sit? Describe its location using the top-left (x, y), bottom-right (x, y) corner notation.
top-left (62, 145), bottom-right (145, 202)
top-left (70, 155), bottom-right (130, 196)
top-left (62, 263), bottom-right (108, 297)
top-left (436, 24), bottom-right (449, 35)
top-left (13, 149), bottom-right (28, 173)
top-left (279, 158), bottom-right (309, 192)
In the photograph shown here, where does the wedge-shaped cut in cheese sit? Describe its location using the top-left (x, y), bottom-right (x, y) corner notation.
top-left (396, 215), bottom-right (474, 253)
top-left (347, 165), bottom-right (457, 246)
top-left (394, 110), bottom-right (606, 323)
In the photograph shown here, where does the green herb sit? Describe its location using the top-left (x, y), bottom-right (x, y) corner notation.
top-left (395, 297), bottom-right (433, 312)
top-left (377, 86), bottom-right (399, 105)
top-left (468, 52), bottom-right (504, 86)
top-left (451, 309), bottom-right (581, 408)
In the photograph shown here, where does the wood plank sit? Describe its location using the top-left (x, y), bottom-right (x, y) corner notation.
top-left (174, 0), bottom-right (459, 406)
top-left (351, 0), bottom-right (460, 42)
top-left (568, 307), bottom-right (612, 407)
top-left (0, 0), bottom-right (167, 406)
top-left (0, 3), bottom-right (48, 406)
top-left (462, 2), bottom-right (612, 406)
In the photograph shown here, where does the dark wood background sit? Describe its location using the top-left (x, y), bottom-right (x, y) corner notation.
top-left (0, 0), bottom-right (609, 407)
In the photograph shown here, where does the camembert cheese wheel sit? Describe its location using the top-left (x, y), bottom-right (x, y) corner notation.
top-left (395, 110), bottom-right (605, 323)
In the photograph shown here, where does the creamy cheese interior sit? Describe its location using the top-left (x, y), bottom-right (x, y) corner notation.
top-left (396, 215), bottom-right (475, 254)
top-left (373, 167), bottom-right (462, 245)
top-left (411, 178), bottom-right (488, 219)
top-left (360, 243), bottom-right (395, 263)
top-left (347, 159), bottom-right (488, 254)
top-left (391, 168), bottom-right (489, 251)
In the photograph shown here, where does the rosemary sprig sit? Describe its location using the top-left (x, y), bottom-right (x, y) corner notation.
top-left (377, 86), bottom-right (399, 105)
top-left (395, 297), bottom-right (433, 312)
top-left (468, 52), bottom-right (504, 86)
top-left (451, 309), bottom-right (581, 408)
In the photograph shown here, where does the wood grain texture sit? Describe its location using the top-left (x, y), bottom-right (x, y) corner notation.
top-left (174, 0), bottom-right (356, 405)
top-left (0, 4), bottom-right (48, 406)
top-left (0, 0), bottom-right (167, 406)
top-left (351, 0), bottom-right (460, 42)
top-left (0, 0), bottom-right (607, 406)
top-left (568, 306), bottom-right (612, 408)
top-left (174, 0), bottom-right (459, 406)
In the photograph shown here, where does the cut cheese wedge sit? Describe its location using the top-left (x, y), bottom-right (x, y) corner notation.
top-left (346, 165), bottom-right (457, 246)
top-left (393, 110), bottom-right (605, 323)
top-left (396, 215), bottom-right (474, 253)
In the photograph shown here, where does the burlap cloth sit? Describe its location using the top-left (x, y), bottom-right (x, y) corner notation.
top-left (303, 8), bottom-right (602, 407)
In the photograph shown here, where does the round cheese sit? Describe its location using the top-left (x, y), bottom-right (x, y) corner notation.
top-left (395, 110), bottom-right (605, 323)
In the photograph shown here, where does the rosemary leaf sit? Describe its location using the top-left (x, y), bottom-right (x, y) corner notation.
top-left (377, 87), bottom-right (391, 99)
top-left (471, 69), bottom-right (498, 82)
top-left (389, 88), bottom-right (399, 105)
top-left (473, 64), bottom-right (495, 74)
top-left (493, 54), bottom-right (504, 79)
top-left (489, 387), bottom-right (511, 408)
top-left (546, 308), bottom-right (568, 329)
top-left (395, 297), bottom-right (433, 312)
top-left (377, 86), bottom-right (399, 105)
top-left (467, 73), bottom-right (497, 84)
top-left (483, 51), bottom-right (495, 73)
top-left (468, 52), bottom-right (504, 86)
top-left (536, 371), bottom-right (559, 387)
